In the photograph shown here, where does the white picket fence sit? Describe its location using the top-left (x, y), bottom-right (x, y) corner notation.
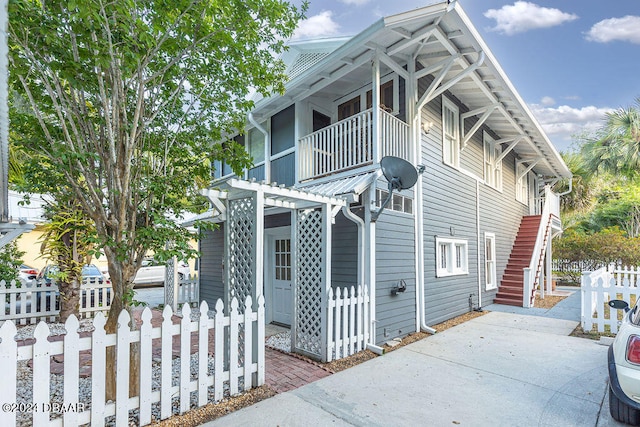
top-left (581, 265), bottom-right (640, 333)
top-left (327, 285), bottom-right (370, 361)
top-left (0, 296), bottom-right (265, 427)
top-left (1, 279), bottom-right (113, 324)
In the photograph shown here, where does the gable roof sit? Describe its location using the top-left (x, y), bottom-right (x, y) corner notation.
top-left (252, 1), bottom-right (570, 180)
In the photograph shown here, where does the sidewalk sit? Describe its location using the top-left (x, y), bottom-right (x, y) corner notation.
top-left (201, 309), bottom-right (615, 427)
top-left (484, 285), bottom-right (581, 321)
top-left (140, 285), bottom-right (617, 427)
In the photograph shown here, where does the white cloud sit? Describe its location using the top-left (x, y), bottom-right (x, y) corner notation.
top-left (529, 103), bottom-right (613, 149)
top-left (585, 16), bottom-right (640, 44)
top-left (540, 96), bottom-right (555, 106)
top-left (339, 0), bottom-right (370, 5)
top-left (292, 11), bottom-right (340, 40)
top-left (484, 1), bottom-right (578, 35)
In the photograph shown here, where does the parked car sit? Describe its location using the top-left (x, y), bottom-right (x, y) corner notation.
top-left (37, 264), bottom-right (105, 286)
top-left (17, 264), bottom-right (39, 283)
top-left (132, 258), bottom-right (190, 287)
top-left (607, 299), bottom-right (640, 425)
top-left (35, 264), bottom-right (108, 311)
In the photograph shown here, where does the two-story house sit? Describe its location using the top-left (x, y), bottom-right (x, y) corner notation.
top-left (192, 1), bottom-right (571, 362)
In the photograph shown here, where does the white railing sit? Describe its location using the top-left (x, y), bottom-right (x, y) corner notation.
top-left (327, 285), bottom-right (370, 362)
top-left (533, 185), bottom-right (560, 218)
top-left (298, 108), bottom-right (411, 181)
top-left (581, 265), bottom-right (640, 333)
top-left (1, 278), bottom-right (113, 324)
top-left (177, 275), bottom-right (199, 305)
top-left (0, 296), bottom-right (265, 427)
top-left (523, 192), bottom-right (553, 308)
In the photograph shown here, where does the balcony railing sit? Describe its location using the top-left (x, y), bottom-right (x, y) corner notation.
top-left (298, 108), bottom-right (411, 182)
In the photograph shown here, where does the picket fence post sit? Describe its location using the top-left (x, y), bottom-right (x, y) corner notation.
top-left (64, 315), bottom-right (80, 427)
top-left (91, 313), bottom-right (107, 427)
top-left (0, 320), bottom-right (17, 427)
top-left (139, 308), bottom-right (153, 425)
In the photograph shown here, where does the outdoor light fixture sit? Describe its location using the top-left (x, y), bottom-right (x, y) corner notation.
top-left (422, 121), bottom-right (434, 134)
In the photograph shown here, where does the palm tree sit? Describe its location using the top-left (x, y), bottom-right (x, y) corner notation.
top-left (582, 98), bottom-right (640, 178)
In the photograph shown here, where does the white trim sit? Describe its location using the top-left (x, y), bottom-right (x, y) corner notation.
top-left (435, 236), bottom-right (468, 277)
top-left (515, 161), bottom-right (529, 205)
top-left (483, 131), bottom-right (502, 192)
top-left (484, 232), bottom-right (497, 290)
top-left (441, 96), bottom-right (459, 168)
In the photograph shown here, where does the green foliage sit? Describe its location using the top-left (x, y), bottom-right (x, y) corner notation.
top-left (580, 97), bottom-right (640, 179)
top-left (8, 0), bottom-right (306, 311)
top-left (555, 228), bottom-right (640, 282)
top-left (0, 242), bottom-right (25, 283)
top-left (39, 200), bottom-right (97, 282)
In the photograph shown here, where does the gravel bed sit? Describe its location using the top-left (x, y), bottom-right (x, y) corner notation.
top-left (265, 331), bottom-right (291, 353)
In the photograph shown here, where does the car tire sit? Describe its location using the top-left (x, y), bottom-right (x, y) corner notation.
top-left (610, 385), bottom-right (640, 425)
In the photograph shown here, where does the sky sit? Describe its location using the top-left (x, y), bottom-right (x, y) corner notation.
top-left (289, 0), bottom-right (640, 153)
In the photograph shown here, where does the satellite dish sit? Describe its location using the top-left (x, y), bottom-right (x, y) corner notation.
top-left (372, 156), bottom-right (419, 222)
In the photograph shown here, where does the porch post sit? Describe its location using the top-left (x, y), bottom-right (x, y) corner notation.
top-left (546, 234), bottom-right (553, 295)
top-left (223, 198), bottom-right (231, 310)
top-left (252, 190), bottom-right (264, 384)
top-left (254, 190), bottom-right (264, 304)
top-left (321, 202), bottom-right (332, 362)
top-left (290, 210), bottom-right (298, 353)
top-left (372, 51), bottom-right (380, 163)
top-left (364, 187), bottom-right (376, 345)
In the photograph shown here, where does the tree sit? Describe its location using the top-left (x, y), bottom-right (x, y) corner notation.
top-left (0, 241), bottom-right (24, 282)
top-left (581, 97), bottom-right (640, 178)
top-left (9, 0), bottom-right (305, 398)
top-left (39, 199), bottom-right (97, 322)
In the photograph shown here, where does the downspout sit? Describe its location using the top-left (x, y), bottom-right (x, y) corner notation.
top-left (343, 203), bottom-right (385, 354)
top-left (248, 112), bottom-right (270, 182)
top-left (557, 177), bottom-right (573, 196)
top-left (476, 180), bottom-right (482, 309)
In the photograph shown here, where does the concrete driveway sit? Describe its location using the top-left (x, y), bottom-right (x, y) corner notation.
top-left (204, 311), bottom-right (624, 427)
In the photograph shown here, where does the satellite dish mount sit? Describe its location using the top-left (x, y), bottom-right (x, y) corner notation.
top-left (372, 156), bottom-right (419, 222)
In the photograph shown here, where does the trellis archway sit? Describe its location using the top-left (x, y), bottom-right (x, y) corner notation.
top-left (203, 179), bottom-right (346, 362)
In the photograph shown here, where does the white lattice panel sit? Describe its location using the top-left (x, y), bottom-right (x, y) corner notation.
top-left (228, 198), bottom-right (255, 314)
top-left (294, 208), bottom-right (324, 357)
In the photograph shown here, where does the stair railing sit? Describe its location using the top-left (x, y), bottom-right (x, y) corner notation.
top-left (522, 185), bottom-right (554, 307)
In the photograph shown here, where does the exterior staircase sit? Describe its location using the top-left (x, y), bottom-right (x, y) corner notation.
top-left (495, 215), bottom-right (545, 306)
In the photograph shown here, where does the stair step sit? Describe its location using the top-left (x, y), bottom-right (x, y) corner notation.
top-left (494, 297), bottom-right (523, 306)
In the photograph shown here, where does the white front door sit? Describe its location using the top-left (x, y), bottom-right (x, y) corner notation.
top-left (271, 237), bottom-right (293, 325)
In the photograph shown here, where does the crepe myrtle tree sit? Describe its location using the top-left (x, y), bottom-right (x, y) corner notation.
top-left (9, 0), bottom-right (305, 321)
top-left (9, 0), bottom-right (305, 398)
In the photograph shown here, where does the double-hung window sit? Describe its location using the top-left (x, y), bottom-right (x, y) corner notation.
top-left (515, 162), bottom-right (529, 204)
top-left (485, 233), bottom-right (497, 290)
top-left (442, 97), bottom-right (459, 167)
top-left (484, 132), bottom-right (502, 191)
top-left (436, 237), bottom-right (468, 277)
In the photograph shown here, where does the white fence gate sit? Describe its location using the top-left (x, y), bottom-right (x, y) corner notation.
top-left (327, 285), bottom-right (370, 361)
top-left (0, 296), bottom-right (265, 427)
top-left (581, 265), bottom-right (640, 333)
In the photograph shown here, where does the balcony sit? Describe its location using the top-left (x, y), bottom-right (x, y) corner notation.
top-left (298, 108), bottom-right (411, 182)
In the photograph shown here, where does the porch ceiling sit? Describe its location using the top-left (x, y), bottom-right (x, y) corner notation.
top-left (252, 1), bottom-right (570, 181)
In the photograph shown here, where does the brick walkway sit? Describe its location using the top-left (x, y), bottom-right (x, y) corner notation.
top-left (19, 308), bottom-right (332, 393)
top-left (265, 347), bottom-right (332, 393)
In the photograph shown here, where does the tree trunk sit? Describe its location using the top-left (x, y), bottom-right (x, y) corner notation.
top-left (57, 277), bottom-right (81, 323)
top-left (104, 258), bottom-right (140, 401)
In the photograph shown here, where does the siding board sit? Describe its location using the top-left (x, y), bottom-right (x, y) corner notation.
top-left (374, 209), bottom-right (416, 343)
